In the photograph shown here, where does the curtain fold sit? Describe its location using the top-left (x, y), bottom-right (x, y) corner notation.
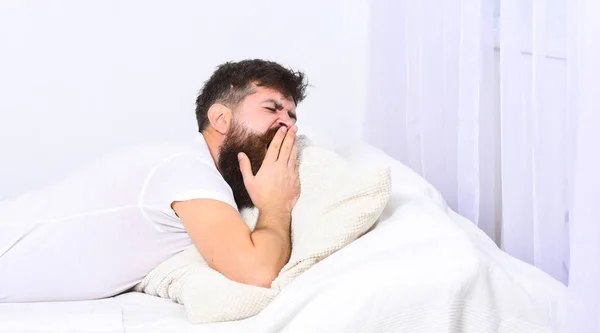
top-left (499, 0), bottom-right (536, 267)
top-left (404, 1), bottom-right (424, 173)
top-left (456, 0), bottom-right (482, 225)
top-left (441, 0), bottom-right (461, 211)
top-left (498, 0), bottom-right (569, 282)
top-left (365, 0), bottom-right (407, 161)
top-left (478, 0), bottom-right (498, 241)
top-left (531, 0), bottom-right (569, 285)
top-left (566, 0), bottom-right (600, 330)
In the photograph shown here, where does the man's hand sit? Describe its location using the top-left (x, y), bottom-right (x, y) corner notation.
top-left (238, 125), bottom-right (300, 214)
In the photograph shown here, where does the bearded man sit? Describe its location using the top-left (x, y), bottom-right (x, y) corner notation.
top-left (0, 59), bottom-right (307, 302)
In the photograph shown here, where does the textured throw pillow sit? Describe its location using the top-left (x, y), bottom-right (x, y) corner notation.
top-left (134, 142), bottom-right (391, 323)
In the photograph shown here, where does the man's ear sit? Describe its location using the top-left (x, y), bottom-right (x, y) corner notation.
top-left (206, 104), bottom-right (233, 135)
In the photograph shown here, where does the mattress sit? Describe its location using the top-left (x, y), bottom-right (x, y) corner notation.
top-left (0, 143), bottom-right (568, 333)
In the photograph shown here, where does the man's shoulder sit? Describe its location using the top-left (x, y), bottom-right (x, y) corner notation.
top-left (152, 139), bottom-right (215, 172)
top-left (137, 136), bottom-right (236, 212)
top-left (140, 137), bottom-right (219, 182)
top-left (114, 135), bottom-right (212, 168)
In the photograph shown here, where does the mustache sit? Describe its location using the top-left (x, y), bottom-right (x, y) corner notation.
top-left (234, 125), bottom-right (285, 158)
top-left (263, 126), bottom-right (285, 149)
top-left (241, 125), bottom-right (284, 176)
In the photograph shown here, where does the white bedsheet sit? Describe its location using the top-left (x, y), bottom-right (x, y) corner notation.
top-left (0, 298), bottom-right (122, 333)
top-left (0, 143), bottom-right (568, 333)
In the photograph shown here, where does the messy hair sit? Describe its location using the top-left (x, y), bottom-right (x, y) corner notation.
top-left (195, 59), bottom-right (308, 132)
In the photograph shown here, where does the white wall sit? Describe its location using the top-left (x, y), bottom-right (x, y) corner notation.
top-left (0, 0), bottom-right (370, 200)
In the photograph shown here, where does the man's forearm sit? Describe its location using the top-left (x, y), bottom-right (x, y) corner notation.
top-left (249, 207), bottom-right (292, 282)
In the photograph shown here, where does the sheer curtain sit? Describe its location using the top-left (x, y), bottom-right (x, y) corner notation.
top-left (367, 0), bottom-right (599, 330)
top-left (366, 0), bottom-right (499, 243)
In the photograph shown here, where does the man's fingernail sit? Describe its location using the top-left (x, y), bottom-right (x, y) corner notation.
top-left (238, 153), bottom-right (244, 160)
top-left (281, 126), bottom-right (287, 132)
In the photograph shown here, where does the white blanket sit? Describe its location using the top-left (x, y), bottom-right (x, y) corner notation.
top-left (0, 143), bottom-right (568, 333)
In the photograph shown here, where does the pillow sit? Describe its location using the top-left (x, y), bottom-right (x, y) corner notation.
top-left (134, 140), bottom-right (392, 323)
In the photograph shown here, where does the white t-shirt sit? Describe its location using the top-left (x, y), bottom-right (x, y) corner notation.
top-left (0, 134), bottom-right (237, 302)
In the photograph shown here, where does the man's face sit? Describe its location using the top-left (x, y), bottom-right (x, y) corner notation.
top-left (232, 85), bottom-right (297, 135)
top-left (217, 86), bottom-right (297, 209)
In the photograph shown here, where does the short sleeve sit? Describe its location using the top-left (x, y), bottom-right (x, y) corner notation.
top-left (140, 152), bottom-right (238, 217)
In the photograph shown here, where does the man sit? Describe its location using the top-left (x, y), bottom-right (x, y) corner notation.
top-left (0, 59), bottom-right (308, 302)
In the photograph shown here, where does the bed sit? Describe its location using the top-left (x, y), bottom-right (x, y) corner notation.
top-left (0, 143), bottom-right (567, 333)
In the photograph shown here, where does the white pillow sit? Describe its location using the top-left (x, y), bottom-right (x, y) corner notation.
top-left (134, 143), bottom-right (391, 323)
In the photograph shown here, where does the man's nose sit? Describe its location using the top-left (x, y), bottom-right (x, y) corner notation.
top-left (277, 114), bottom-right (294, 128)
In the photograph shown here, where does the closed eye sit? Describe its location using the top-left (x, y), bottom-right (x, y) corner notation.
top-left (264, 106), bottom-right (297, 122)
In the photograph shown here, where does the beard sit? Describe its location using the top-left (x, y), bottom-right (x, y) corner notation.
top-left (218, 121), bottom-right (282, 210)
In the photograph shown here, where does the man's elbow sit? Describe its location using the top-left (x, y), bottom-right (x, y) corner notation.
top-left (208, 248), bottom-right (284, 288)
top-left (241, 267), bottom-right (279, 288)
top-left (211, 259), bottom-right (279, 288)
